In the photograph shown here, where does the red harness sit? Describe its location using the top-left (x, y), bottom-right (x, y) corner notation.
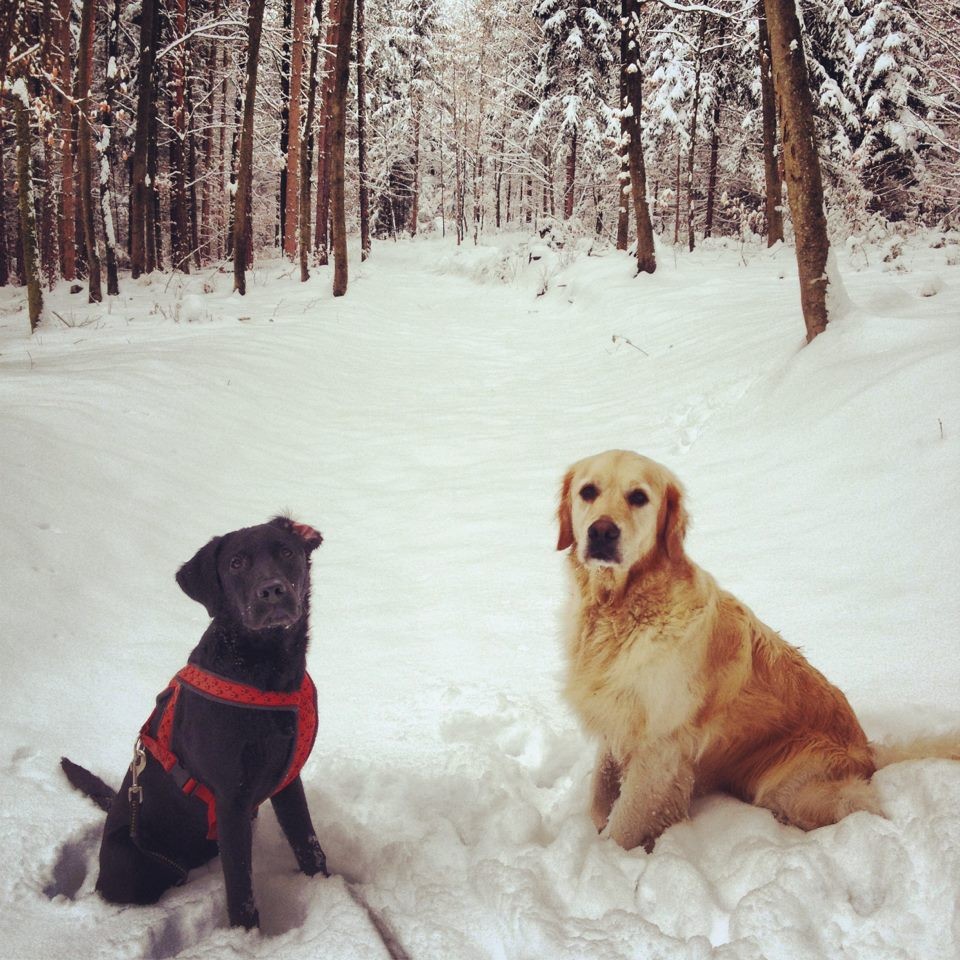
top-left (139, 664), bottom-right (318, 840)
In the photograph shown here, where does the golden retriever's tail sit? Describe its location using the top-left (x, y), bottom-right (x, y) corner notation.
top-left (871, 734), bottom-right (960, 769)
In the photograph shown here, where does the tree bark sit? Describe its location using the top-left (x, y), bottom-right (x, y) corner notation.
top-left (77, 0), bottom-right (103, 303)
top-left (99, 0), bottom-right (121, 294)
top-left (763, 0), bottom-right (831, 341)
top-left (0, 6), bottom-right (15, 286)
top-left (409, 91), bottom-right (421, 236)
top-left (686, 14), bottom-right (706, 253)
top-left (704, 16), bottom-right (726, 240)
top-left (130, 0), bottom-right (158, 277)
top-left (314, 0), bottom-right (342, 264)
top-left (13, 91), bottom-right (43, 329)
top-left (284, 0), bottom-right (306, 257)
top-left (356, 0), bottom-right (370, 260)
top-left (57, 0), bottom-right (77, 280)
top-left (169, 0), bottom-right (190, 272)
top-left (622, 0), bottom-right (656, 274)
top-left (329, 0), bottom-right (355, 296)
top-left (299, 0), bottom-right (323, 281)
top-left (758, 10), bottom-right (784, 246)
top-left (39, 0), bottom-right (58, 288)
top-left (564, 131), bottom-right (576, 220)
top-left (233, 0), bottom-right (268, 294)
top-left (0, 130), bottom-right (8, 286)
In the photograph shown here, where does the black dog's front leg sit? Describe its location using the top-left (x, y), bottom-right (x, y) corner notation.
top-left (271, 776), bottom-right (328, 877)
top-left (216, 800), bottom-right (259, 929)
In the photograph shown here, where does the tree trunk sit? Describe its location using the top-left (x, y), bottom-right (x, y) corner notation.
top-left (315, 0), bottom-right (342, 264)
top-left (199, 0), bottom-right (219, 263)
top-left (329, 0), bottom-right (354, 296)
top-left (763, 0), bottom-right (831, 341)
top-left (77, 0), bottom-right (103, 303)
top-left (299, 0), bottom-right (323, 281)
top-left (704, 16), bottom-right (726, 240)
top-left (622, 0), bottom-right (656, 274)
top-left (233, 0), bottom-right (268, 294)
top-left (409, 91), bottom-right (421, 236)
top-left (0, 130), bottom-right (8, 286)
top-left (40, 0), bottom-right (58, 288)
top-left (13, 90), bottom-right (43, 329)
top-left (356, 0), bottom-right (370, 260)
top-left (130, 0), bottom-right (158, 277)
top-left (616, 28), bottom-right (630, 252)
top-left (564, 131), bottom-right (577, 220)
top-left (673, 146), bottom-right (681, 245)
top-left (284, 0), bottom-right (306, 257)
top-left (99, 0), bottom-right (121, 294)
top-left (758, 10), bottom-right (784, 246)
top-left (686, 14), bottom-right (706, 253)
top-left (57, 0), bottom-right (77, 280)
top-left (170, 0), bottom-right (190, 272)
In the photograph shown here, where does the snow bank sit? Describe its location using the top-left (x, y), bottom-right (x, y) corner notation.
top-left (0, 232), bottom-right (958, 959)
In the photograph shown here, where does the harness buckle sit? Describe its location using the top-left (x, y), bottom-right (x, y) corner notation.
top-left (129, 737), bottom-right (147, 803)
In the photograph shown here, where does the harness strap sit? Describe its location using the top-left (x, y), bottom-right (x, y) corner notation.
top-left (138, 666), bottom-right (318, 841)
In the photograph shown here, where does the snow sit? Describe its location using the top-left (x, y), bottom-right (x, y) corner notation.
top-left (0, 231), bottom-right (958, 960)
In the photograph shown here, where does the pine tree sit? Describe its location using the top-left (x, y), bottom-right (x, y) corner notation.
top-left (533, 0), bottom-right (617, 221)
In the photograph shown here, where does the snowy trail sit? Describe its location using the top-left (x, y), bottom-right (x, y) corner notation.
top-left (1, 235), bottom-right (959, 959)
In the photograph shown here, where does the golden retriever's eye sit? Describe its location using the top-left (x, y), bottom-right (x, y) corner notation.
top-left (627, 489), bottom-right (649, 508)
top-left (579, 484), bottom-right (599, 502)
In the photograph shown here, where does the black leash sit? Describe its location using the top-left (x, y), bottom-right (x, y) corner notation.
top-left (127, 738), bottom-right (189, 885)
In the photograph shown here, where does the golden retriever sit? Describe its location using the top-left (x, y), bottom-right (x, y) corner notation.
top-left (557, 449), bottom-right (956, 851)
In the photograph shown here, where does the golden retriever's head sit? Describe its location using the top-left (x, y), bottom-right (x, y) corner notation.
top-left (557, 450), bottom-right (688, 575)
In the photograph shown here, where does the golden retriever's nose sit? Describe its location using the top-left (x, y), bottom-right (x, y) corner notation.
top-left (587, 518), bottom-right (621, 561)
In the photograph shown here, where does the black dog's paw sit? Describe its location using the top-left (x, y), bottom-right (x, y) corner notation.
top-left (295, 836), bottom-right (328, 878)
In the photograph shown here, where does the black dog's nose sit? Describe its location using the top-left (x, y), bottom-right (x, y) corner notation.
top-left (588, 518), bottom-right (621, 544)
top-left (256, 579), bottom-right (288, 603)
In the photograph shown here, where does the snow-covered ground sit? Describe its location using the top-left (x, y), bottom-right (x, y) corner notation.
top-left (1, 230), bottom-right (958, 960)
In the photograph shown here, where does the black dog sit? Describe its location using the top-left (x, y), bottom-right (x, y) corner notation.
top-left (63, 516), bottom-right (328, 929)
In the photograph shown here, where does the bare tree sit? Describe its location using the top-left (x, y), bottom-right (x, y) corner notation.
top-left (758, 9), bottom-right (784, 246)
top-left (56, 0), bottom-right (77, 281)
top-left (329, 0), bottom-right (355, 296)
top-left (299, 0), bottom-right (323, 282)
top-left (284, 0), bottom-right (306, 257)
top-left (76, 0), bottom-right (103, 302)
top-left (622, 0), bottom-right (656, 274)
top-left (763, 0), bottom-right (831, 341)
top-left (169, 0), bottom-right (191, 272)
top-left (356, 0), bottom-right (370, 260)
top-left (100, 0), bottom-right (121, 294)
top-left (130, 0), bottom-right (159, 278)
top-left (233, 0), bottom-right (268, 294)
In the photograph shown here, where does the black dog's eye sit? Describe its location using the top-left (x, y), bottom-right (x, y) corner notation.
top-left (229, 554), bottom-right (245, 571)
top-left (579, 483), bottom-right (599, 502)
top-left (279, 546), bottom-right (293, 559)
top-left (627, 489), bottom-right (649, 507)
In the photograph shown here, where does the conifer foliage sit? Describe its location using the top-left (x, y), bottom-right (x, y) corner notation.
top-left (0, 0), bottom-right (956, 333)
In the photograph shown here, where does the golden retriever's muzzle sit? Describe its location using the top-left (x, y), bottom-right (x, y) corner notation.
top-left (586, 517), bottom-right (622, 564)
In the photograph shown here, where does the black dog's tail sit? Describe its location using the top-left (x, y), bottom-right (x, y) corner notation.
top-left (60, 757), bottom-right (116, 812)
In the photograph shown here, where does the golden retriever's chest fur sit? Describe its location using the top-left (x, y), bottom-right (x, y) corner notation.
top-left (564, 588), bottom-right (711, 759)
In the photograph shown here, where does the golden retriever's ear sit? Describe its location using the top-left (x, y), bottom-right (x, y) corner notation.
top-left (659, 481), bottom-right (689, 561)
top-left (557, 469), bottom-right (575, 551)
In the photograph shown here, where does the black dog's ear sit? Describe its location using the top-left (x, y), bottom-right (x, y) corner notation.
top-left (176, 536), bottom-right (223, 616)
top-left (270, 515), bottom-right (323, 553)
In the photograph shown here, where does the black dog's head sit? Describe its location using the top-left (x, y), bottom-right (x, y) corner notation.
top-left (176, 517), bottom-right (323, 632)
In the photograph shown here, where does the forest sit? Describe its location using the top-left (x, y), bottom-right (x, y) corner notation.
top-left (0, 0), bottom-right (957, 338)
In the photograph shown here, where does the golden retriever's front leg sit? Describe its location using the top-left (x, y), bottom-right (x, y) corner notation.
top-left (589, 749), bottom-right (622, 832)
top-left (606, 741), bottom-right (694, 852)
